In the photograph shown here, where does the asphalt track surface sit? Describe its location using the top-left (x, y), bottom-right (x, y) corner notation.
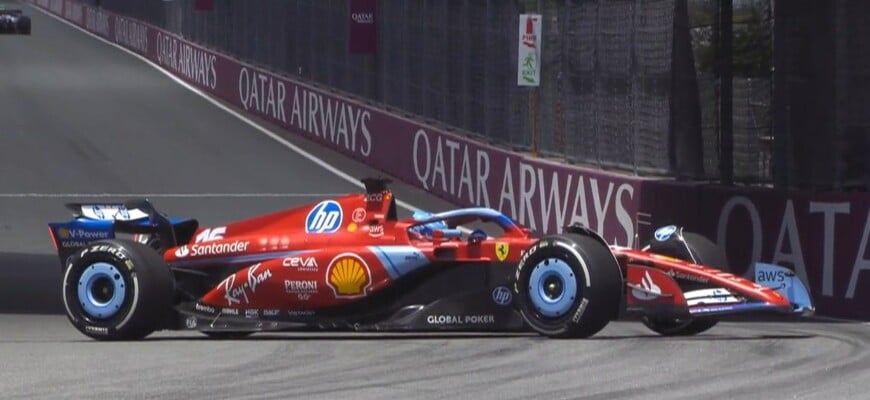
top-left (1, 2), bottom-right (869, 399)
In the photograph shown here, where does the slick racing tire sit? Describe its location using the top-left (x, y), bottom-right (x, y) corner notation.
top-left (514, 233), bottom-right (623, 338)
top-left (17, 16), bottom-right (31, 35)
top-left (62, 240), bottom-right (174, 340)
top-left (643, 231), bottom-right (729, 336)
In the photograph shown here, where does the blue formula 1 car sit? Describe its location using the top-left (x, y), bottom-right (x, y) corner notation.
top-left (0, 8), bottom-right (31, 34)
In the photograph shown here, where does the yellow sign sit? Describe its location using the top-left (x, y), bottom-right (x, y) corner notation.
top-left (496, 242), bottom-right (509, 261)
top-left (327, 254), bottom-right (371, 298)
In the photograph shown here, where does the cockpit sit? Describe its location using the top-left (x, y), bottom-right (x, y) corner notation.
top-left (406, 208), bottom-right (522, 244)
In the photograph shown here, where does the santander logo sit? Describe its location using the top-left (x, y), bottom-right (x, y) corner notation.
top-left (631, 271), bottom-right (662, 301)
top-left (175, 245), bottom-right (190, 258)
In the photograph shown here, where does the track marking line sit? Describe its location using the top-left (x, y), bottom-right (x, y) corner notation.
top-left (803, 315), bottom-right (870, 326)
top-left (30, 6), bottom-right (486, 235)
top-left (0, 193), bottom-right (343, 198)
top-left (28, 4), bottom-right (421, 213)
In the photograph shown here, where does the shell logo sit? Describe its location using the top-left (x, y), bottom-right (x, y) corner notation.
top-left (327, 253), bottom-right (371, 298)
top-left (58, 228), bottom-right (71, 239)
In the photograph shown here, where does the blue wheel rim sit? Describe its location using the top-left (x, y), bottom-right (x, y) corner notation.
top-left (528, 257), bottom-right (578, 318)
top-left (77, 262), bottom-right (126, 320)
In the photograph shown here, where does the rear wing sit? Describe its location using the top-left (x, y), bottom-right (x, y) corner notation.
top-left (49, 200), bottom-right (198, 268)
top-left (64, 203), bottom-right (150, 221)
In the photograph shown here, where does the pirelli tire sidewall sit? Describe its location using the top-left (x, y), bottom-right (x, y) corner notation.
top-left (514, 234), bottom-right (623, 338)
top-left (62, 240), bottom-right (174, 340)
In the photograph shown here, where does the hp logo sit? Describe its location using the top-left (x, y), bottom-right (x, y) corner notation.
top-left (654, 225), bottom-right (677, 242)
top-left (306, 201), bottom-right (343, 233)
top-left (492, 286), bottom-right (512, 306)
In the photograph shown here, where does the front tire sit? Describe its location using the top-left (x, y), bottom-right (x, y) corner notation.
top-left (642, 231), bottom-right (729, 336)
top-left (62, 240), bottom-right (174, 340)
top-left (514, 233), bottom-right (623, 338)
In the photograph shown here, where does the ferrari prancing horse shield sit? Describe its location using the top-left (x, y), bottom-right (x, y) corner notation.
top-left (496, 242), bottom-right (509, 261)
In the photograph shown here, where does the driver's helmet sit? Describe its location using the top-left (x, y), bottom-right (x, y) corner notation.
top-left (409, 210), bottom-right (448, 239)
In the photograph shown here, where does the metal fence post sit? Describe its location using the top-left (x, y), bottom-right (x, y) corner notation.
top-left (529, 0), bottom-right (540, 156)
top-left (720, 0), bottom-right (734, 185)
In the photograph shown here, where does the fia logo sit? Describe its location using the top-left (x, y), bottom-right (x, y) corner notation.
top-left (351, 208), bottom-right (366, 223)
top-left (305, 201), bottom-right (343, 233)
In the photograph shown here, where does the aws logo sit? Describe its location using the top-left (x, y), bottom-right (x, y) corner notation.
top-left (326, 253), bottom-right (371, 298)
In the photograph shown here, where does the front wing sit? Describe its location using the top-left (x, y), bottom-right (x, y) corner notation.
top-left (622, 254), bottom-right (814, 319)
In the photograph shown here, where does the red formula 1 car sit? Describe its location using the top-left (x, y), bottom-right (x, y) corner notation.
top-left (48, 178), bottom-right (813, 340)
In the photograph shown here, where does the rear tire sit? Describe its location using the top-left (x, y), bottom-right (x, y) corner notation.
top-left (514, 234), bottom-right (623, 338)
top-left (642, 232), bottom-right (729, 336)
top-left (62, 240), bottom-right (174, 340)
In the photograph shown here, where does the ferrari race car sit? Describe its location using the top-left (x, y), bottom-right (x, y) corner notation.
top-left (0, 8), bottom-right (31, 35)
top-left (48, 178), bottom-right (814, 340)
